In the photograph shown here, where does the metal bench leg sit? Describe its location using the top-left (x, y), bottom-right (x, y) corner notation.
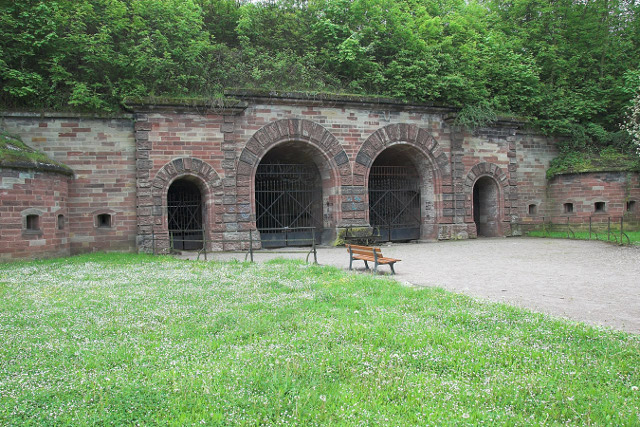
top-left (348, 246), bottom-right (354, 270)
top-left (373, 250), bottom-right (378, 273)
top-left (363, 260), bottom-right (369, 270)
top-left (390, 263), bottom-right (395, 275)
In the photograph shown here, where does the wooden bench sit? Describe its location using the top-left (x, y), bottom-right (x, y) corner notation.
top-left (346, 244), bottom-right (401, 275)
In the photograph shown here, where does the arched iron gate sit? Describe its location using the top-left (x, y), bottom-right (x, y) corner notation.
top-left (369, 166), bottom-right (421, 241)
top-left (167, 180), bottom-right (203, 250)
top-left (255, 163), bottom-right (323, 247)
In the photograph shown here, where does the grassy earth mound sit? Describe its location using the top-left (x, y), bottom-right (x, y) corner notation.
top-left (0, 129), bottom-right (72, 175)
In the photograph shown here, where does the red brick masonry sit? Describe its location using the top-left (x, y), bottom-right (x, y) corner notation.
top-left (1, 94), bottom-right (638, 259)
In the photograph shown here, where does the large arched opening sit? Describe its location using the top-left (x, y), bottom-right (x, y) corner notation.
top-left (368, 145), bottom-right (435, 241)
top-left (473, 176), bottom-right (500, 237)
top-left (255, 141), bottom-right (327, 247)
top-left (167, 177), bottom-right (204, 250)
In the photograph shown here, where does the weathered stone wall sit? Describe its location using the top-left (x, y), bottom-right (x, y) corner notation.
top-left (132, 97), bottom-right (462, 249)
top-left (0, 168), bottom-right (70, 260)
top-left (546, 172), bottom-right (640, 223)
top-left (233, 100), bottom-right (455, 237)
top-left (133, 112), bottom-right (228, 252)
top-left (2, 114), bottom-right (137, 254)
top-left (516, 132), bottom-right (560, 220)
top-left (457, 125), bottom-right (518, 237)
top-left (4, 95), bottom-right (637, 260)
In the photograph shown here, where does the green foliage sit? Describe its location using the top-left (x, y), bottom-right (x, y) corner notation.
top-left (1, 254), bottom-right (640, 424)
top-left (546, 147), bottom-right (640, 179)
top-left (526, 229), bottom-right (640, 246)
top-left (1, 0), bottom-right (640, 153)
top-left (454, 101), bottom-right (499, 129)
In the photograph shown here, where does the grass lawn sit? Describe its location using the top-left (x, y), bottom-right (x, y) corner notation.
top-left (1, 254), bottom-right (639, 425)
top-left (526, 229), bottom-right (640, 245)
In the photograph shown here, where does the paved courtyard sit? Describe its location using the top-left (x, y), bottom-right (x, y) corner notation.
top-left (200, 238), bottom-right (640, 334)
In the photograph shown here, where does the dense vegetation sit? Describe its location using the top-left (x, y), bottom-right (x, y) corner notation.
top-left (2, 0), bottom-right (640, 156)
top-left (1, 254), bottom-right (639, 424)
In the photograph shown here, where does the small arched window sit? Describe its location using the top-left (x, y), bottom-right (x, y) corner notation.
top-left (57, 214), bottom-right (65, 230)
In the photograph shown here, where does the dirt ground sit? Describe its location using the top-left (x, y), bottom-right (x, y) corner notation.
top-left (189, 238), bottom-right (640, 334)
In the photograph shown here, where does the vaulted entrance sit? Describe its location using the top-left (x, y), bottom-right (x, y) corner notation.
top-left (473, 176), bottom-right (499, 237)
top-left (255, 143), bottom-right (324, 247)
top-left (368, 146), bottom-right (421, 242)
top-left (167, 178), bottom-right (204, 250)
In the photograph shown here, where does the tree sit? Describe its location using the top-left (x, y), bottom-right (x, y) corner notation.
top-left (1, 0), bottom-right (639, 158)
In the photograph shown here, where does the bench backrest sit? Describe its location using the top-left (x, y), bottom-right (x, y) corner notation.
top-left (347, 244), bottom-right (382, 256)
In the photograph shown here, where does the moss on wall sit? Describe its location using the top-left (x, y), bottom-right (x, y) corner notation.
top-left (546, 149), bottom-right (640, 180)
top-left (0, 129), bottom-right (73, 176)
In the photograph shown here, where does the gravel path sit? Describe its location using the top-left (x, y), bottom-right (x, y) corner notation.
top-left (189, 238), bottom-right (640, 334)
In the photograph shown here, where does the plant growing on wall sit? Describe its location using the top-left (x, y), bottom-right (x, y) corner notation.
top-left (622, 86), bottom-right (640, 156)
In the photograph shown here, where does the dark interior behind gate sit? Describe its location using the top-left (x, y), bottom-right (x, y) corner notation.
top-left (369, 160), bottom-right (421, 242)
top-left (167, 179), bottom-right (203, 250)
top-left (255, 162), bottom-right (323, 247)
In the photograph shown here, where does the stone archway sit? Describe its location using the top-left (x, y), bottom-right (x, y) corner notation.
top-left (255, 142), bottom-right (325, 247)
top-left (167, 177), bottom-right (204, 250)
top-left (465, 162), bottom-right (508, 237)
top-left (137, 157), bottom-right (222, 253)
top-left (368, 145), bottom-right (422, 242)
top-left (356, 124), bottom-right (448, 240)
top-left (473, 176), bottom-right (500, 237)
top-left (236, 119), bottom-right (351, 243)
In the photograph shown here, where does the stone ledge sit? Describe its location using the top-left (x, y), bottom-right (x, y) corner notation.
top-left (124, 96), bottom-right (248, 115)
top-left (226, 89), bottom-right (459, 114)
top-left (0, 161), bottom-right (74, 176)
top-left (0, 111), bottom-right (133, 120)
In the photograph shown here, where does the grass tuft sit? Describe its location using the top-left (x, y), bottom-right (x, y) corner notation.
top-left (526, 229), bottom-right (640, 246)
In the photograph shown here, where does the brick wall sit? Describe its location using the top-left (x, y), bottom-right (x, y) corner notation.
top-left (134, 112), bottom-right (228, 252)
top-left (0, 168), bottom-right (70, 260)
top-left (546, 172), bottom-right (640, 224)
top-left (516, 133), bottom-right (559, 220)
top-left (458, 126), bottom-right (516, 237)
top-left (234, 103), bottom-right (455, 238)
top-left (2, 114), bottom-right (137, 254)
top-left (133, 99), bottom-right (459, 249)
top-left (5, 96), bottom-right (637, 260)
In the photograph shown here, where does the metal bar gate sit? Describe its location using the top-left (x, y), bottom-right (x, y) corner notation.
top-left (167, 181), bottom-right (203, 251)
top-left (369, 165), bottom-right (421, 242)
top-left (255, 163), bottom-right (323, 247)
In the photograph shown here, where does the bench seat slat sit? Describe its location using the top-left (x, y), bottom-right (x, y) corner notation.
top-left (351, 255), bottom-right (399, 264)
